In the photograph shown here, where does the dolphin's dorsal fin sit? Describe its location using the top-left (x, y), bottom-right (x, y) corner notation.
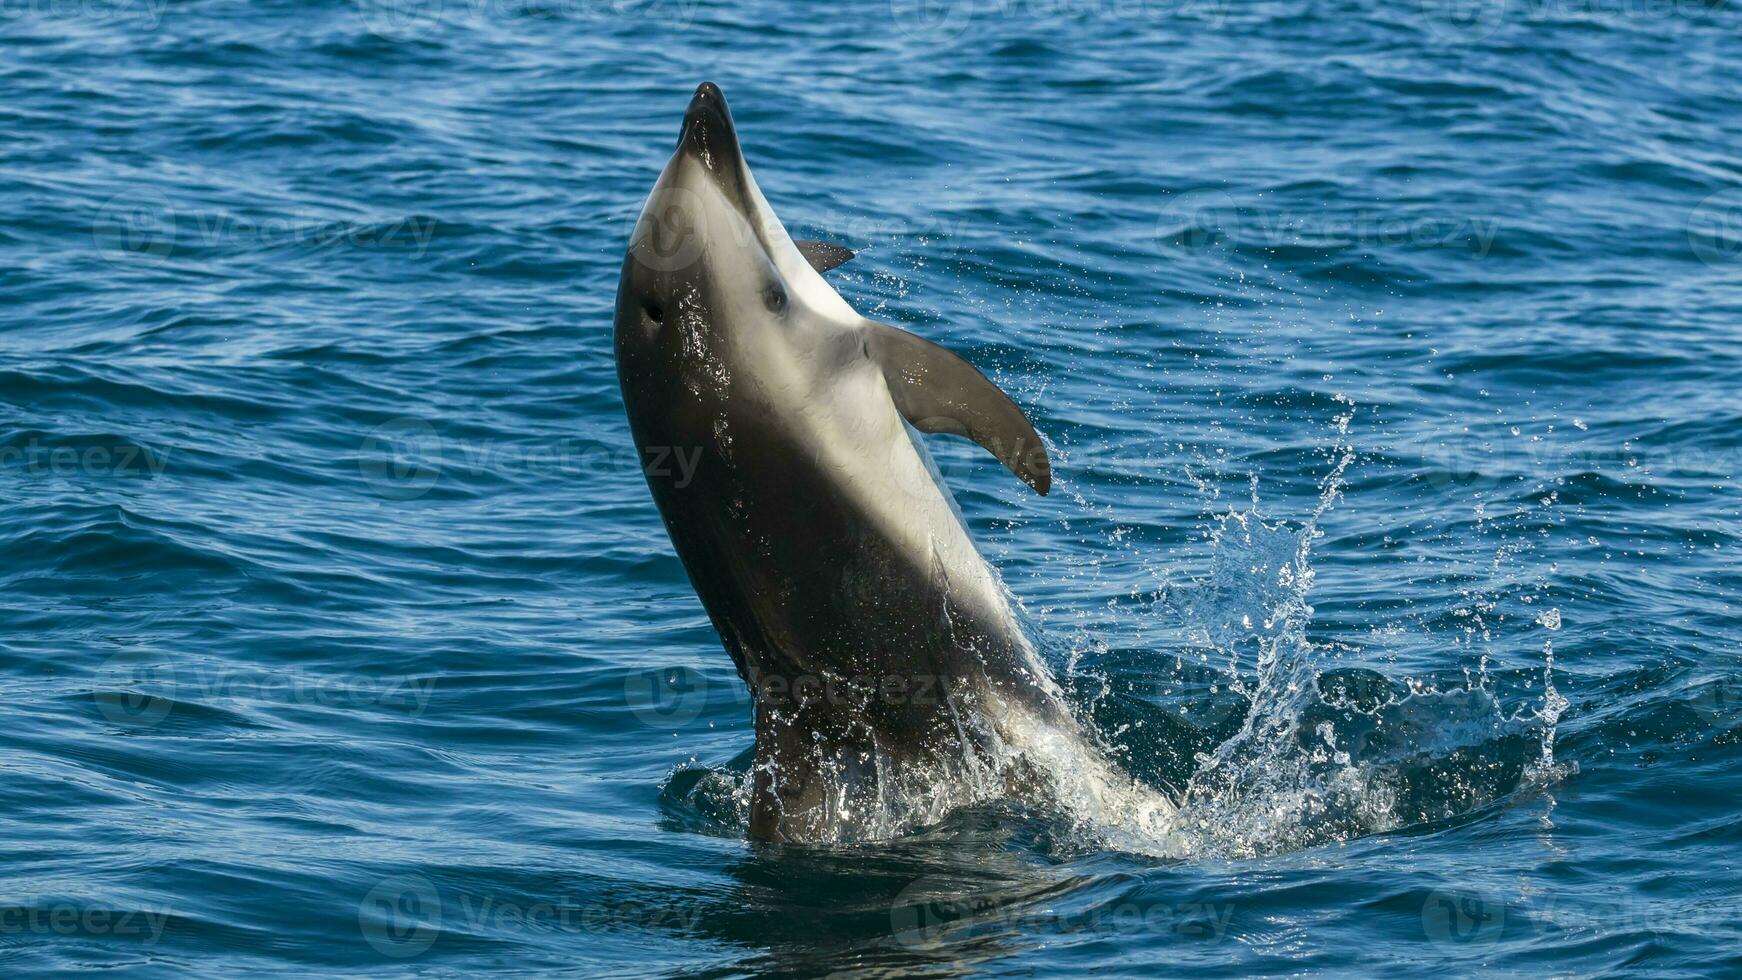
top-left (794, 240), bottom-right (855, 273)
top-left (865, 321), bottom-right (1052, 495)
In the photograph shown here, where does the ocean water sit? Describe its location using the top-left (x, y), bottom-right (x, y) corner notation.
top-left (3, 0), bottom-right (1741, 974)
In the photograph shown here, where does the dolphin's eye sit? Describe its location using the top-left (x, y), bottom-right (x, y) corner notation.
top-left (764, 284), bottom-right (788, 316)
top-left (643, 298), bottom-right (664, 324)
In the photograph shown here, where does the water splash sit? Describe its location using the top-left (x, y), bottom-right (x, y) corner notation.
top-left (661, 681), bottom-right (1184, 850)
top-left (1145, 400), bottom-right (1567, 857)
top-left (1525, 607), bottom-right (1571, 785)
top-left (663, 399), bottom-right (1567, 858)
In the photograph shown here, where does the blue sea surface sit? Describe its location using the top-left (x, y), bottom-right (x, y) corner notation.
top-left (4, 0), bottom-right (1741, 975)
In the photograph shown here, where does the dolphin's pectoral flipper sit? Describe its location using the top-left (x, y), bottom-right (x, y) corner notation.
top-left (794, 239), bottom-right (856, 273)
top-left (865, 321), bottom-right (1053, 495)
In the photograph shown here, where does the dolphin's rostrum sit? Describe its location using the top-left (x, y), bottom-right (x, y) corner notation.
top-left (616, 82), bottom-right (1176, 843)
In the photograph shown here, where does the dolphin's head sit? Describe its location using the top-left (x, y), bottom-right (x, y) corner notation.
top-left (615, 82), bottom-right (853, 371)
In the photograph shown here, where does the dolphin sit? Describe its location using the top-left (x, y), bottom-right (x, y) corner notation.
top-left (616, 82), bottom-right (1177, 843)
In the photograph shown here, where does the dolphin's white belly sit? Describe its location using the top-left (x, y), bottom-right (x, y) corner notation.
top-left (743, 318), bottom-right (1035, 653)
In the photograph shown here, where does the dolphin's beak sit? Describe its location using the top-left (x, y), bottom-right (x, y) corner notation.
top-left (677, 81), bottom-right (743, 176)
